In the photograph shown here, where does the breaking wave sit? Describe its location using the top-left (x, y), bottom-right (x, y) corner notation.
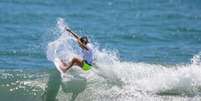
top-left (44, 18), bottom-right (201, 101)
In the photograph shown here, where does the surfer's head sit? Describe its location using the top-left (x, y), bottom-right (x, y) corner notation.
top-left (80, 36), bottom-right (88, 45)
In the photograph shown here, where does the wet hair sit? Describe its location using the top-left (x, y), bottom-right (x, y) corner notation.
top-left (80, 36), bottom-right (88, 44)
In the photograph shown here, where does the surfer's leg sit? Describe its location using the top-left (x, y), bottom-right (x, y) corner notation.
top-left (59, 60), bottom-right (69, 72)
top-left (61, 57), bottom-right (83, 72)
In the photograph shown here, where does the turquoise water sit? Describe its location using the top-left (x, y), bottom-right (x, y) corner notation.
top-left (1, 0), bottom-right (201, 101)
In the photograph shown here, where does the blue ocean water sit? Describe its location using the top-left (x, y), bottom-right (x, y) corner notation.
top-left (1, 0), bottom-right (201, 101)
top-left (1, 0), bottom-right (201, 69)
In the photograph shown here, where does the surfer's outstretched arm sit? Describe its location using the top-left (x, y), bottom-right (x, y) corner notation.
top-left (65, 28), bottom-right (89, 50)
top-left (65, 28), bottom-right (80, 39)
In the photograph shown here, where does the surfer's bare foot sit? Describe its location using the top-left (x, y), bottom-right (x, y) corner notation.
top-left (60, 60), bottom-right (69, 72)
top-left (61, 60), bottom-right (68, 66)
top-left (59, 67), bottom-right (66, 73)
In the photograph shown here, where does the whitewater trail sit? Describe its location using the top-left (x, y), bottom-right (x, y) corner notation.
top-left (46, 18), bottom-right (201, 101)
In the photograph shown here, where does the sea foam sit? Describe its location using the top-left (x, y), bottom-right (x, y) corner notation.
top-left (46, 18), bottom-right (201, 101)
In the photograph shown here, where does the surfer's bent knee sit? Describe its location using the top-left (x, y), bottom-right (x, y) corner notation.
top-left (71, 57), bottom-right (83, 67)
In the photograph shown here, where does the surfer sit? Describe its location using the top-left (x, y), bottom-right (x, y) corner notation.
top-left (59, 28), bottom-right (93, 73)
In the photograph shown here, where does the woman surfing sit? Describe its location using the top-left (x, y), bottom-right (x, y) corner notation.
top-left (58, 28), bottom-right (94, 73)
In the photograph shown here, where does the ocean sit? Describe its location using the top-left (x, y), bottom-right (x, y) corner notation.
top-left (1, 0), bottom-right (201, 101)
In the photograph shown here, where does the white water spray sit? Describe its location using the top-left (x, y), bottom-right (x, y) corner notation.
top-left (46, 18), bottom-right (201, 101)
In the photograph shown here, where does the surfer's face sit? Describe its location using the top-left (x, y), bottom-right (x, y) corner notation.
top-left (80, 36), bottom-right (88, 45)
top-left (82, 41), bottom-right (87, 45)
